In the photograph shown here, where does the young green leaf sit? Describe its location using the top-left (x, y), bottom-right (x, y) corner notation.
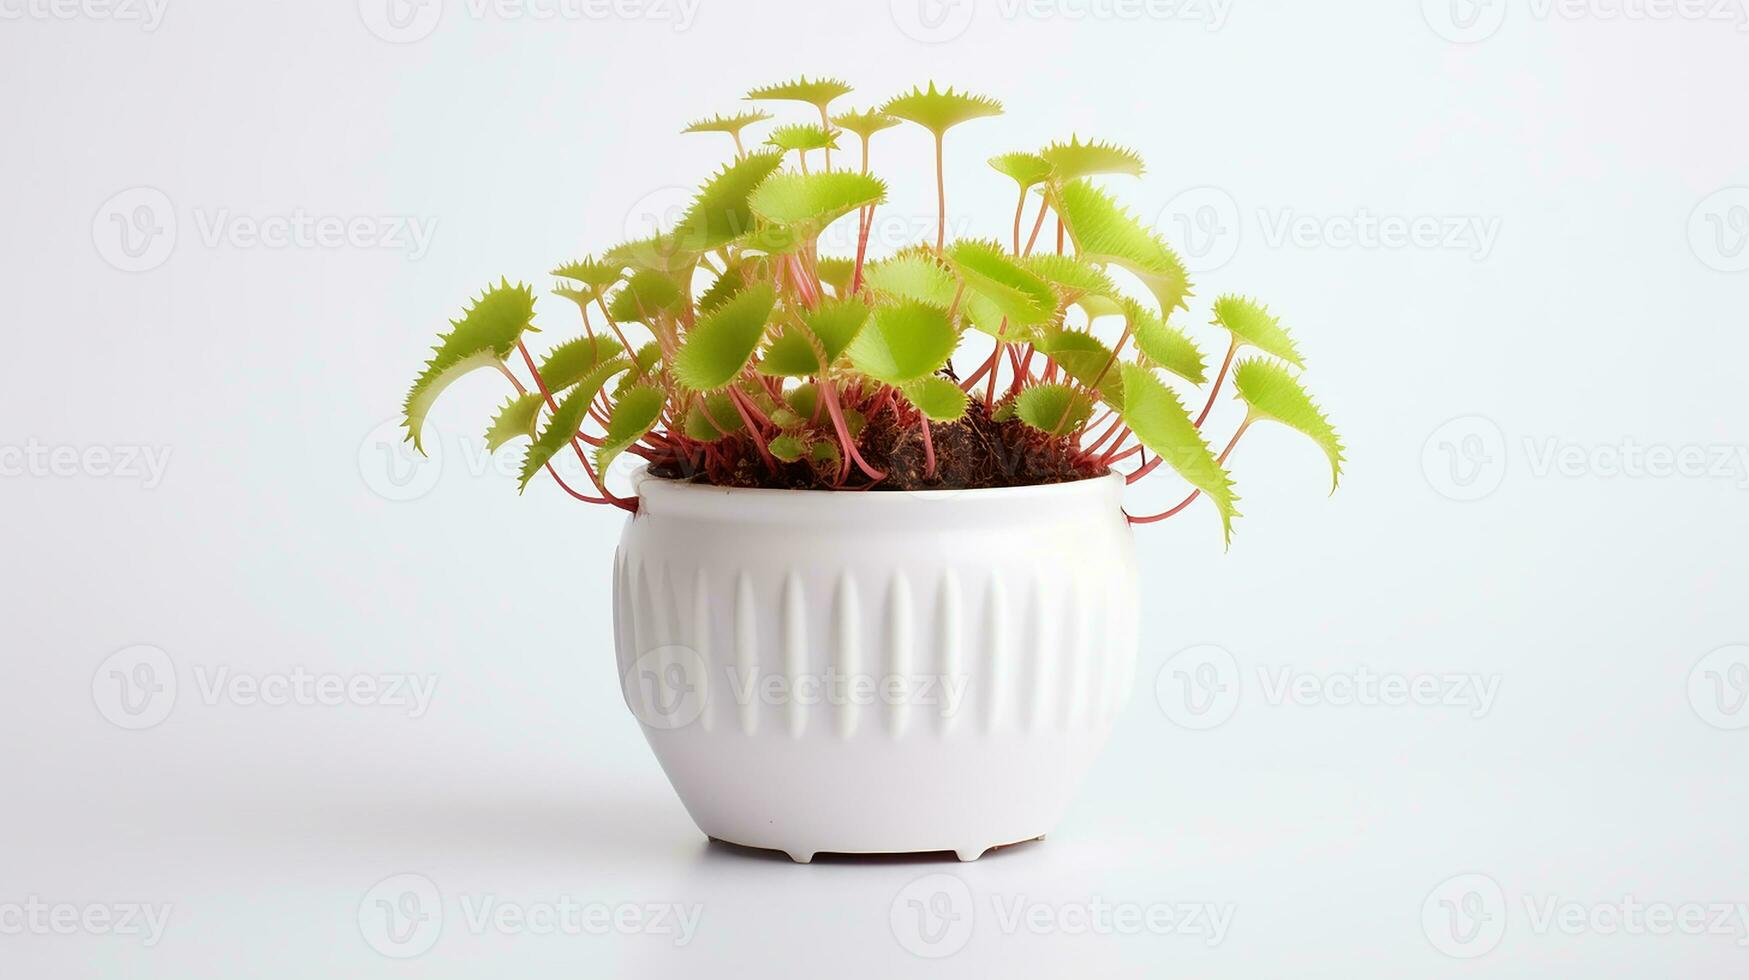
top-left (672, 282), bottom-right (777, 390)
top-left (832, 109), bottom-right (901, 142)
top-left (846, 301), bottom-right (957, 385)
top-left (802, 295), bottom-right (872, 361)
top-left (1055, 178), bottom-right (1191, 314)
top-left (485, 392), bottom-right (544, 452)
top-left (683, 391), bottom-right (746, 442)
top-left (1124, 298), bottom-right (1206, 384)
top-left (538, 335), bottom-right (626, 392)
top-left (947, 239), bottom-right (1057, 329)
top-left (1232, 358), bottom-right (1343, 491)
top-left (990, 151), bottom-right (1052, 190)
top-left (403, 280), bottom-right (537, 454)
top-left (747, 171), bottom-right (887, 240)
top-left (595, 384), bottom-right (666, 474)
top-left (767, 433), bottom-right (810, 462)
top-left (1211, 295), bottom-right (1304, 367)
top-left (863, 252), bottom-right (958, 306)
top-left (682, 109), bottom-right (772, 137)
top-left (902, 376), bottom-right (970, 421)
top-left (551, 257), bottom-right (625, 292)
top-left (518, 380), bottom-right (598, 491)
top-left (765, 123), bottom-right (838, 154)
top-left (758, 323), bottom-right (827, 377)
top-left (1119, 363), bottom-right (1239, 543)
top-left (785, 382), bottom-right (819, 419)
top-left (746, 76), bottom-right (854, 112)
top-left (1038, 135), bottom-right (1145, 181)
top-left (671, 151), bottom-right (785, 253)
top-left (696, 263), bottom-right (750, 315)
top-left (1034, 328), bottom-right (1125, 408)
top-left (606, 268), bottom-right (686, 324)
top-left (814, 257), bottom-right (856, 294)
top-left (879, 82), bottom-right (1003, 136)
top-left (1014, 382), bottom-right (1092, 435)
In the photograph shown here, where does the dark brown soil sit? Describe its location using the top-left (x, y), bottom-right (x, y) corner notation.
top-left (648, 397), bottom-right (1107, 492)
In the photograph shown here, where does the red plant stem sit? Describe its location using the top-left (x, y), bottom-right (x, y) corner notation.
top-left (1123, 421), bottom-right (1250, 522)
top-left (960, 344), bottom-right (1000, 392)
top-left (1011, 188), bottom-right (1026, 255)
top-left (933, 132), bottom-right (947, 252)
top-left (580, 302), bottom-right (595, 339)
top-left (787, 254), bottom-right (819, 309)
top-left (920, 416), bottom-right (936, 478)
top-left (593, 297), bottom-right (646, 380)
top-left (1009, 346), bottom-right (1036, 396)
top-left (851, 206), bottom-right (874, 294)
top-left (1022, 194), bottom-right (1050, 256)
top-left (1055, 216), bottom-right (1064, 254)
top-left (822, 378), bottom-right (885, 483)
top-left (984, 341), bottom-right (1006, 412)
top-left (866, 385), bottom-right (896, 420)
top-left (1081, 411), bottom-right (1124, 456)
top-left (726, 387), bottom-right (778, 472)
top-left (1195, 338), bottom-right (1239, 429)
top-left (1103, 444), bottom-right (1142, 465)
top-left (819, 106), bottom-right (833, 171)
top-left (500, 355), bottom-right (634, 512)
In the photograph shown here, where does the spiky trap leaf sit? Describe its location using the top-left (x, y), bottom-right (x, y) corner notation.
top-left (403, 280), bottom-right (537, 454)
top-left (1119, 363), bottom-right (1239, 543)
top-left (1233, 358), bottom-right (1343, 491)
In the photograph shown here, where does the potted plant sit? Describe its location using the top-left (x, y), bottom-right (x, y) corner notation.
top-left (400, 77), bottom-right (1343, 862)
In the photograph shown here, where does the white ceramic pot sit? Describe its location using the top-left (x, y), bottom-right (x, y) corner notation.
top-left (612, 469), bottom-right (1139, 862)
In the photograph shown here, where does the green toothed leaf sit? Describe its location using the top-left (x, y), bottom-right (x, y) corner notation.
top-left (673, 282), bottom-right (777, 390)
top-left (846, 300), bottom-right (958, 385)
top-left (785, 383), bottom-right (820, 421)
top-left (516, 356), bottom-right (632, 490)
top-left (758, 323), bottom-right (827, 377)
top-left (551, 257), bottom-right (625, 292)
top-left (682, 109), bottom-right (772, 137)
top-left (670, 151), bottom-right (786, 253)
top-left (403, 279), bottom-right (537, 455)
top-left (1211, 295), bottom-right (1304, 367)
top-left (606, 268), bottom-right (686, 324)
top-left (879, 82), bottom-right (1003, 137)
top-left (1056, 179), bottom-right (1191, 314)
top-left (765, 123), bottom-right (838, 154)
top-left (990, 151), bottom-right (1052, 190)
top-left (901, 376), bottom-right (970, 421)
top-left (767, 433), bottom-right (810, 462)
top-left (747, 170), bottom-right (887, 242)
top-left (863, 252), bottom-right (957, 306)
top-left (1119, 363), bottom-right (1239, 544)
top-left (603, 232), bottom-right (696, 275)
top-left (538, 335), bottom-right (626, 392)
top-left (595, 384), bottom-right (666, 475)
top-left (947, 238), bottom-right (1057, 330)
top-left (485, 392), bottom-right (544, 452)
top-left (802, 295), bottom-right (872, 361)
top-left (1014, 382), bottom-right (1093, 435)
top-left (1039, 135), bottom-right (1146, 181)
top-left (814, 257), bottom-right (855, 294)
top-left (746, 75), bottom-right (854, 111)
top-left (1035, 327), bottom-right (1124, 408)
top-left (1025, 253), bottom-right (1117, 302)
top-left (1233, 358), bottom-right (1343, 491)
top-left (1124, 298), bottom-right (1205, 384)
top-left (696, 263), bottom-right (750, 315)
top-left (832, 108), bottom-right (901, 141)
top-left (683, 391), bottom-right (745, 442)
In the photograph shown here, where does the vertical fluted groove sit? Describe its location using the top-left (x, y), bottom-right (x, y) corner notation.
top-left (1062, 578), bottom-right (1089, 732)
top-left (1026, 571), bottom-right (1053, 733)
top-left (734, 571), bottom-right (758, 736)
top-left (834, 572), bottom-right (860, 739)
top-left (936, 570), bottom-right (962, 736)
top-left (782, 573), bottom-right (807, 739)
top-left (981, 575), bottom-right (1008, 734)
top-left (886, 571), bottom-right (913, 738)
top-left (691, 566), bottom-right (714, 733)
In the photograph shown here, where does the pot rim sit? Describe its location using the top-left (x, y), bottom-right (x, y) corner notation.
top-left (628, 465), bottom-right (1127, 524)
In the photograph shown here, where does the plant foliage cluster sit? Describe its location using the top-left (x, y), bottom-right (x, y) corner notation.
top-left (402, 77), bottom-right (1343, 540)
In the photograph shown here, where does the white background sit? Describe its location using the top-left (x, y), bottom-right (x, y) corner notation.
top-left (4, 0), bottom-right (1748, 975)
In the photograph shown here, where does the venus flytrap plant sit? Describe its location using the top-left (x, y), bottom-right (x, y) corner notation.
top-left (399, 78), bottom-right (1343, 543)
